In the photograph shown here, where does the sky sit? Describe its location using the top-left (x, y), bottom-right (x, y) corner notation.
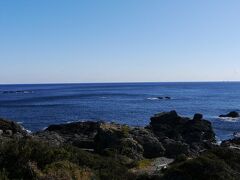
top-left (0, 0), bottom-right (240, 84)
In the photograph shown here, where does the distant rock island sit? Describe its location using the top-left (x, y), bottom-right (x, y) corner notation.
top-left (0, 111), bottom-right (240, 179)
top-left (219, 111), bottom-right (240, 118)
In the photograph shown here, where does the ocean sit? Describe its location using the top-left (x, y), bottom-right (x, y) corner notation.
top-left (0, 82), bottom-right (240, 141)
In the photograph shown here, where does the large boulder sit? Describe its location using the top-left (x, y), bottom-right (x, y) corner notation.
top-left (148, 111), bottom-right (216, 157)
top-left (94, 123), bottom-right (144, 160)
top-left (131, 128), bottom-right (165, 158)
top-left (34, 131), bottom-right (65, 146)
top-left (37, 121), bottom-right (102, 149)
top-left (162, 138), bottom-right (190, 158)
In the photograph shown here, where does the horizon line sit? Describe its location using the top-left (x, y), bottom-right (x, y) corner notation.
top-left (0, 80), bottom-right (240, 85)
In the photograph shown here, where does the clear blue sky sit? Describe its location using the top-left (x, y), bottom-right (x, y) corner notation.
top-left (1, 0), bottom-right (240, 84)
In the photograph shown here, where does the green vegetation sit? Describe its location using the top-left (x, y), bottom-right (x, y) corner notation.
top-left (121, 125), bottom-right (130, 137)
top-left (0, 138), bottom-right (130, 180)
top-left (162, 147), bottom-right (240, 180)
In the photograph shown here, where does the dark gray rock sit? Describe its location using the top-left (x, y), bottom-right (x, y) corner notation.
top-left (219, 111), bottom-right (239, 118)
top-left (35, 131), bottom-right (65, 146)
top-left (193, 113), bottom-right (203, 121)
top-left (0, 118), bottom-right (27, 136)
top-left (131, 128), bottom-right (165, 158)
top-left (42, 121), bottom-right (102, 149)
top-left (94, 123), bottom-right (144, 160)
top-left (163, 138), bottom-right (190, 158)
top-left (148, 111), bottom-right (215, 157)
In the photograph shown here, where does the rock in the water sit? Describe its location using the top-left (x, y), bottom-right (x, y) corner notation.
top-left (219, 111), bottom-right (239, 118)
top-left (157, 96), bottom-right (171, 100)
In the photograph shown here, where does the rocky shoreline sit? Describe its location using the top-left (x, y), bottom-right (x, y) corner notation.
top-left (0, 111), bottom-right (240, 179)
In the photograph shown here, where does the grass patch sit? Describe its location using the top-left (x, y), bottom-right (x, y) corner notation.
top-left (136, 159), bottom-right (152, 169)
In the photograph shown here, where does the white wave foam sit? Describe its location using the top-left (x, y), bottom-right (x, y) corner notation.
top-left (218, 117), bottom-right (240, 122)
top-left (147, 97), bottom-right (159, 100)
top-left (22, 127), bottom-right (32, 134)
top-left (233, 132), bottom-right (240, 138)
top-left (67, 121), bottom-right (74, 124)
top-left (42, 127), bottom-right (48, 131)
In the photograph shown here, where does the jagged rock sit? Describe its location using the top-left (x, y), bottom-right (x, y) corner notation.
top-left (33, 111), bottom-right (216, 160)
top-left (148, 111), bottom-right (215, 157)
top-left (42, 121), bottom-right (102, 149)
top-left (5, 130), bottom-right (13, 136)
top-left (131, 128), bottom-right (165, 158)
top-left (219, 111), bottom-right (239, 118)
top-left (0, 118), bottom-right (27, 136)
top-left (35, 131), bottom-right (65, 146)
top-left (163, 138), bottom-right (190, 158)
top-left (118, 138), bottom-right (144, 160)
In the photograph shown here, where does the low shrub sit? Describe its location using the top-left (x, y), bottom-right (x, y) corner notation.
top-left (0, 138), bottom-right (129, 180)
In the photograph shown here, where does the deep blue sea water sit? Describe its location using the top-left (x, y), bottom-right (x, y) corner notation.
top-left (0, 82), bottom-right (240, 141)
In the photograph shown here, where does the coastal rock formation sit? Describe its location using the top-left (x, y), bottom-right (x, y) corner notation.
top-left (148, 111), bottom-right (215, 157)
top-left (221, 137), bottom-right (240, 150)
top-left (131, 128), bottom-right (165, 158)
top-left (1, 112), bottom-right (240, 180)
top-left (219, 111), bottom-right (240, 118)
top-left (37, 121), bottom-right (101, 148)
top-left (94, 123), bottom-right (144, 160)
top-left (35, 111), bottom-right (216, 160)
top-left (0, 118), bottom-right (27, 137)
top-left (95, 124), bottom-right (165, 160)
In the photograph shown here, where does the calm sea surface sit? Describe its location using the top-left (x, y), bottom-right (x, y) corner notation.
top-left (0, 82), bottom-right (240, 140)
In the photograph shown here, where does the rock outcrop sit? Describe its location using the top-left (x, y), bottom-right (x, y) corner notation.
top-left (1, 111), bottom-right (240, 180)
top-left (34, 111), bottom-right (216, 160)
top-left (219, 111), bottom-right (240, 118)
top-left (148, 111), bottom-right (216, 157)
top-left (0, 118), bottom-right (27, 137)
top-left (221, 137), bottom-right (240, 150)
top-left (36, 121), bottom-right (101, 148)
